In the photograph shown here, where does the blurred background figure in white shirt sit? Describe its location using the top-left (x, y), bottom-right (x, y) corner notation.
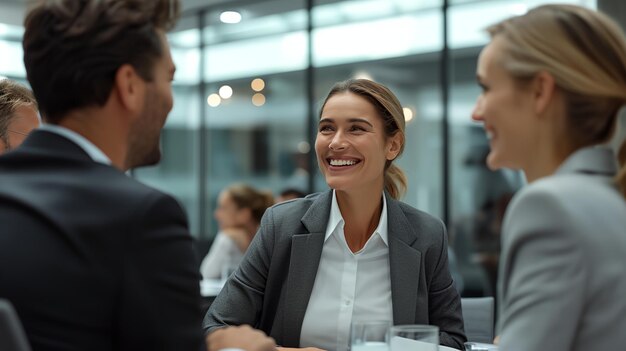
top-left (200, 183), bottom-right (274, 279)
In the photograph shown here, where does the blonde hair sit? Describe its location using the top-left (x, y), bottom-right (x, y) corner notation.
top-left (0, 79), bottom-right (38, 146)
top-left (226, 184), bottom-right (274, 223)
top-left (487, 4), bottom-right (626, 198)
top-left (320, 79), bottom-right (407, 199)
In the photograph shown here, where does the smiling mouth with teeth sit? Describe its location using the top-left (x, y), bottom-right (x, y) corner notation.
top-left (328, 159), bottom-right (360, 166)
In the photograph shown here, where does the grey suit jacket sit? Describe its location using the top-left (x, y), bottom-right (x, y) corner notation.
top-left (497, 147), bottom-right (626, 351)
top-left (204, 190), bottom-right (466, 349)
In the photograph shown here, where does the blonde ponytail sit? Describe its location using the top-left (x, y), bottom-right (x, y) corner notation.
top-left (384, 164), bottom-right (407, 200)
top-left (616, 139), bottom-right (626, 198)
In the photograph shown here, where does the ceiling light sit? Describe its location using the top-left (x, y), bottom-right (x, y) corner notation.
top-left (353, 71), bottom-right (373, 81)
top-left (297, 141), bottom-right (310, 154)
top-left (219, 85), bottom-right (233, 99)
top-left (403, 107), bottom-right (414, 122)
top-left (220, 11), bottom-right (242, 24)
top-left (251, 78), bottom-right (265, 92)
top-left (207, 93), bottom-right (221, 107)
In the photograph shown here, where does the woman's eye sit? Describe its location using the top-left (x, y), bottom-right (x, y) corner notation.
top-left (350, 125), bottom-right (366, 132)
top-left (319, 125), bottom-right (333, 133)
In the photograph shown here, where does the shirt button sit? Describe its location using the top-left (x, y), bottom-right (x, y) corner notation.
top-left (344, 300), bottom-right (351, 306)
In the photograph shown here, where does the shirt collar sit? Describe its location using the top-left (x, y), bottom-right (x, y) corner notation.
top-left (324, 190), bottom-right (389, 246)
top-left (555, 145), bottom-right (617, 176)
top-left (38, 124), bottom-right (112, 165)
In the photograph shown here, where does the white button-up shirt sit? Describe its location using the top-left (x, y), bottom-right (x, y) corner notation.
top-left (39, 124), bottom-right (111, 165)
top-left (300, 191), bottom-right (393, 351)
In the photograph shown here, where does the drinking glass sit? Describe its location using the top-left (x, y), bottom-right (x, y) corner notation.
top-left (350, 320), bottom-right (391, 351)
top-left (389, 325), bottom-right (439, 351)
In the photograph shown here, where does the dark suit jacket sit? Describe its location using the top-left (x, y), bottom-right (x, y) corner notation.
top-left (0, 130), bottom-right (204, 351)
top-left (204, 190), bottom-right (466, 349)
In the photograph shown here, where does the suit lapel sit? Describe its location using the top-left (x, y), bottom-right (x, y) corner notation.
top-left (386, 194), bottom-right (422, 325)
top-left (282, 190), bottom-right (332, 346)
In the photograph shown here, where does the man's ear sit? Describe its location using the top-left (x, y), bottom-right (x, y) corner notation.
top-left (386, 131), bottom-right (404, 161)
top-left (113, 64), bottom-right (145, 113)
top-left (533, 71), bottom-right (557, 116)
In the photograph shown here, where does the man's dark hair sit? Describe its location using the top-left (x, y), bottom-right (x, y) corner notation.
top-left (23, 0), bottom-right (179, 123)
top-left (0, 79), bottom-right (37, 145)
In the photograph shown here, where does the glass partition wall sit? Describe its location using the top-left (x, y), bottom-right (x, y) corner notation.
top-left (202, 0), bottom-right (309, 236)
top-left (0, 0), bottom-right (600, 297)
top-left (311, 0), bottom-right (445, 217)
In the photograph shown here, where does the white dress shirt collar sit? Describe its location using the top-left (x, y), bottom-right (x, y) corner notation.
top-left (325, 190), bottom-right (389, 247)
top-left (39, 124), bottom-right (112, 165)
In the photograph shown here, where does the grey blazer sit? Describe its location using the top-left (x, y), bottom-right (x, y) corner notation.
top-left (497, 147), bottom-right (626, 351)
top-left (204, 190), bottom-right (466, 349)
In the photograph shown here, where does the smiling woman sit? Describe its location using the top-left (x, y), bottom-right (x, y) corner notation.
top-left (316, 79), bottom-right (406, 202)
top-left (471, 5), bottom-right (626, 351)
top-left (203, 79), bottom-right (467, 351)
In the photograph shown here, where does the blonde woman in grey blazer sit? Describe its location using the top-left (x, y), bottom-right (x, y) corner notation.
top-left (204, 79), bottom-right (466, 351)
top-left (471, 5), bottom-right (626, 351)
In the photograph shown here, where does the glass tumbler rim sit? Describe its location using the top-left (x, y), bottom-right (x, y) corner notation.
top-left (352, 320), bottom-right (393, 325)
top-left (389, 324), bottom-right (439, 332)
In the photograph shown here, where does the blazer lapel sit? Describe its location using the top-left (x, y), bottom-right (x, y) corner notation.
top-left (282, 190), bottom-right (332, 346)
top-left (386, 194), bottom-right (422, 325)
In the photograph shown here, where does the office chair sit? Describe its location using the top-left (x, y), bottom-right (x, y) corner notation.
top-left (461, 297), bottom-right (495, 344)
top-left (0, 299), bottom-right (32, 351)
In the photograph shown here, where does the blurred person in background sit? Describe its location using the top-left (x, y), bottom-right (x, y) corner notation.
top-left (200, 183), bottom-right (274, 279)
top-left (204, 79), bottom-right (466, 351)
top-left (275, 188), bottom-right (306, 203)
top-left (0, 78), bottom-right (39, 154)
top-left (472, 4), bottom-right (626, 351)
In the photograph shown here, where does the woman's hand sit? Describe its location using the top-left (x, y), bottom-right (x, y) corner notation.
top-left (223, 227), bottom-right (252, 252)
top-left (207, 325), bottom-right (276, 351)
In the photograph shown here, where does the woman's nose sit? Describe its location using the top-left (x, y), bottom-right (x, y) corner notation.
top-left (329, 132), bottom-right (348, 150)
top-left (471, 97), bottom-right (484, 122)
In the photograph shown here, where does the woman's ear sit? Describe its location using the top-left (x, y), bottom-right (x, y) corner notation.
top-left (533, 71), bottom-right (557, 116)
top-left (386, 132), bottom-right (404, 161)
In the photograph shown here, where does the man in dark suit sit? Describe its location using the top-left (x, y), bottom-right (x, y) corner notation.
top-left (0, 1), bottom-right (275, 351)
